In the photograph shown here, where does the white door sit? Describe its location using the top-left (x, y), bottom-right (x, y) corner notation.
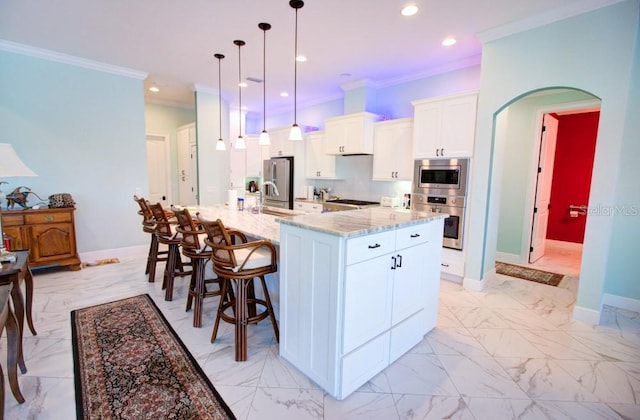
top-left (177, 126), bottom-right (198, 205)
top-left (146, 134), bottom-right (169, 207)
top-left (529, 114), bottom-right (559, 263)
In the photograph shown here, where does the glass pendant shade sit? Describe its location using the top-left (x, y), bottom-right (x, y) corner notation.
top-left (216, 138), bottom-right (226, 151)
top-left (259, 130), bottom-right (270, 145)
top-left (289, 124), bottom-right (303, 141)
top-left (236, 135), bottom-right (246, 149)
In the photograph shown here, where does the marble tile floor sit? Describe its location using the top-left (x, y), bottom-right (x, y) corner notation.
top-left (2, 251), bottom-right (639, 420)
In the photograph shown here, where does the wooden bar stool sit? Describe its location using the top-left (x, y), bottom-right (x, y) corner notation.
top-left (149, 203), bottom-right (192, 301)
top-left (133, 195), bottom-right (169, 283)
top-left (0, 282), bottom-right (25, 416)
top-left (200, 217), bottom-right (279, 361)
top-left (171, 206), bottom-right (226, 328)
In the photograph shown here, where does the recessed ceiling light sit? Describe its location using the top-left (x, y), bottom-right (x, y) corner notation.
top-left (296, 55), bottom-right (307, 62)
top-left (149, 85), bottom-right (160, 93)
top-left (442, 37), bottom-right (457, 46)
top-left (280, 92), bottom-right (289, 97)
top-left (239, 82), bottom-right (248, 87)
top-left (401, 4), bottom-right (418, 16)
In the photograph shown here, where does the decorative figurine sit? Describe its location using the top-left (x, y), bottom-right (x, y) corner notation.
top-left (6, 186), bottom-right (46, 209)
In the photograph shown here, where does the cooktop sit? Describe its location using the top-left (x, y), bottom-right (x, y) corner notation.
top-left (326, 199), bottom-right (380, 206)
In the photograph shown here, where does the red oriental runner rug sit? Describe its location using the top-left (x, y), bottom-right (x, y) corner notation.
top-left (71, 294), bottom-right (235, 419)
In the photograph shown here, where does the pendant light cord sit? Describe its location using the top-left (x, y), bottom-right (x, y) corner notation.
top-left (293, 6), bottom-right (298, 124)
top-left (263, 27), bottom-right (267, 131)
top-left (237, 42), bottom-right (242, 137)
top-left (218, 57), bottom-right (222, 139)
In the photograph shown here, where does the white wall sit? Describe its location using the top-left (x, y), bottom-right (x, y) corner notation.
top-left (467, 0), bottom-right (639, 319)
top-left (0, 49), bottom-right (148, 254)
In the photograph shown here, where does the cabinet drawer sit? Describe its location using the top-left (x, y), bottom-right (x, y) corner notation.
top-left (341, 331), bottom-right (390, 399)
top-left (346, 230), bottom-right (395, 265)
top-left (1, 213), bottom-right (24, 226)
top-left (25, 212), bottom-right (71, 224)
top-left (395, 223), bottom-right (432, 249)
top-left (389, 311), bottom-right (425, 364)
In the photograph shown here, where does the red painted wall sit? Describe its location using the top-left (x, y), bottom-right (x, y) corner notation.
top-left (546, 111), bottom-right (599, 243)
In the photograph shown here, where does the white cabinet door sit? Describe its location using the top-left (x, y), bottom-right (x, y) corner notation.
top-left (412, 92), bottom-right (477, 159)
top-left (246, 136), bottom-right (269, 177)
top-left (343, 253), bottom-right (394, 354)
top-left (324, 112), bottom-right (378, 155)
top-left (305, 131), bottom-right (340, 179)
top-left (372, 118), bottom-right (413, 181)
top-left (229, 144), bottom-right (246, 190)
top-left (391, 242), bottom-right (428, 325)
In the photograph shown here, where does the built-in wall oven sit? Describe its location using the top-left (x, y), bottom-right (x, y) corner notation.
top-left (412, 159), bottom-right (469, 250)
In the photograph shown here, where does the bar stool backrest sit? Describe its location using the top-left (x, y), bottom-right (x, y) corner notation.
top-left (149, 202), bottom-right (173, 237)
top-left (171, 206), bottom-right (203, 251)
top-left (133, 195), bottom-right (155, 228)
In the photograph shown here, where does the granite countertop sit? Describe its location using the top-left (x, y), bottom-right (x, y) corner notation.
top-left (182, 205), bottom-right (283, 244)
top-left (277, 207), bottom-right (448, 238)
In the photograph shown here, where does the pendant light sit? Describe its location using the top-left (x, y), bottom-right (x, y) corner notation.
top-left (234, 39), bottom-right (246, 150)
top-left (214, 53), bottom-right (226, 151)
top-left (258, 22), bottom-right (272, 146)
top-left (289, 0), bottom-right (304, 141)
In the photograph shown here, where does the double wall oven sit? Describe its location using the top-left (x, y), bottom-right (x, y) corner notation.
top-left (412, 159), bottom-right (469, 250)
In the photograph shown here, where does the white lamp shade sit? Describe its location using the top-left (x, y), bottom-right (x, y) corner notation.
top-left (216, 139), bottom-right (226, 151)
top-left (289, 124), bottom-right (303, 141)
top-left (0, 143), bottom-right (37, 177)
top-left (259, 130), bottom-right (271, 145)
top-left (235, 136), bottom-right (246, 150)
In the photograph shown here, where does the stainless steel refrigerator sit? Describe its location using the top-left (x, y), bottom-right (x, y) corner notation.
top-left (263, 157), bottom-right (294, 209)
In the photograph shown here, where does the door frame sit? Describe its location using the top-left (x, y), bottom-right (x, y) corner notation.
top-left (145, 131), bottom-right (172, 205)
top-left (518, 99), bottom-right (600, 263)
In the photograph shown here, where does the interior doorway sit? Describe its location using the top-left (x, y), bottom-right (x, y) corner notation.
top-left (145, 133), bottom-right (171, 207)
top-left (494, 89), bottom-right (601, 289)
top-left (529, 109), bottom-right (600, 274)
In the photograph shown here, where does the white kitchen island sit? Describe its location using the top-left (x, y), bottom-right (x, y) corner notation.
top-left (277, 207), bottom-right (446, 400)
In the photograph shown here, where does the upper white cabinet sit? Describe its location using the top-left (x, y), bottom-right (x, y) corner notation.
top-left (412, 91), bottom-right (478, 159)
top-left (324, 112), bottom-right (379, 155)
top-left (372, 118), bottom-right (413, 181)
top-left (305, 131), bottom-right (342, 179)
top-left (269, 126), bottom-right (296, 157)
top-left (245, 136), bottom-right (270, 178)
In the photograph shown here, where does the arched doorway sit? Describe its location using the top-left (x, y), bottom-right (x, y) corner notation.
top-left (489, 87), bottom-right (601, 295)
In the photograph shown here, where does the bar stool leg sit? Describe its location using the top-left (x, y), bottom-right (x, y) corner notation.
top-left (192, 259), bottom-right (206, 328)
top-left (147, 234), bottom-right (159, 281)
top-left (235, 279), bottom-right (248, 362)
top-left (211, 279), bottom-right (229, 343)
top-left (259, 275), bottom-right (279, 342)
top-left (164, 244), bottom-right (178, 301)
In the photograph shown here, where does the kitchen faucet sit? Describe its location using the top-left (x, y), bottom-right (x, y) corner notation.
top-left (259, 181), bottom-right (279, 211)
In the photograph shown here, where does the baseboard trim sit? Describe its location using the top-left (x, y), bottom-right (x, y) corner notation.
top-left (495, 252), bottom-right (523, 265)
top-left (440, 272), bottom-right (463, 284)
top-left (603, 293), bottom-right (640, 313)
top-left (80, 245), bottom-right (148, 263)
top-left (463, 276), bottom-right (484, 291)
top-left (573, 305), bottom-right (601, 325)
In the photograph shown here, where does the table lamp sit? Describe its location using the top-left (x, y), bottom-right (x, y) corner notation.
top-left (0, 143), bottom-right (37, 253)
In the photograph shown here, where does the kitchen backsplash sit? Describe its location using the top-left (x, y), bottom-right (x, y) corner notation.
top-left (302, 155), bottom-right (412, 202)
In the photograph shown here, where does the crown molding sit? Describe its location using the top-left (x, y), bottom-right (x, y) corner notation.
top-left (340, 79), bottom-right (380, 92)
top-left (0, 39), bottom-right (147, 80)
top-left (193, 83), bottom-right (232, 103)
top-left (477, 0), bottom-right (624, 43)
top-left (376, 54), bottom-right (482, 88)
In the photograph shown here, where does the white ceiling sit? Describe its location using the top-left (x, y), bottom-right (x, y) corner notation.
top-left (0, 0), bottom-right (610, 117)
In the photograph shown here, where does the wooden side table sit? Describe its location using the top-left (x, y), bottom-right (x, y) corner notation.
top-left (0, 282), bottom-right (25, 416)
top-left (0, 250), bottom-right (37, 379)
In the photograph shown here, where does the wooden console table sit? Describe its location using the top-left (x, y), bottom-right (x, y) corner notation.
top-left (2, 207), bottom-right (81, 270)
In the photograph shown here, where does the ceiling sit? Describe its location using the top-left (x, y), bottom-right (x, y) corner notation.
top-left (0, 0), bottom-right (601, 117)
